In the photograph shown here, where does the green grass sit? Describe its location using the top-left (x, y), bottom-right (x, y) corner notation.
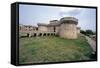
top-left (19, 35), bottom-right (93, 64)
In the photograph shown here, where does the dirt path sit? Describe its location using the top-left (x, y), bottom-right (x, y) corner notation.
top-left (80, 34), bottom-right (96, 52)
top-left (85, 36), bottom-right (96, 52)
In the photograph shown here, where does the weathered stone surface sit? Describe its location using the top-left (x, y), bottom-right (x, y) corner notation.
top-left (19, 17), bottom-right (79, 39)
top-left (59, 23), bottom-right (77, 39)
top-left (77, 27), bottom-right (81, 34)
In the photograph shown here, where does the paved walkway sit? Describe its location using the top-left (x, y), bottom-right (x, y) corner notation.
top-left (80, 34), bottom-right (96, 52)
top-left (85, 35), bottom-right (96, 52)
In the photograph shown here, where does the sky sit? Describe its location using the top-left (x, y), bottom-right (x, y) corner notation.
top-left (19, 4), bottom-right (96, 31)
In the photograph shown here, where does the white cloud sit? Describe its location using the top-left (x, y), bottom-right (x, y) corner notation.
top-left (59, 7), bottom-right (82, 17)
top-left (60, 7), bottom-right (82, 12)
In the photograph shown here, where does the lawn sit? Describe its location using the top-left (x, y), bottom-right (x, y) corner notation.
top-left (19, 35), bottom-right (93, 64)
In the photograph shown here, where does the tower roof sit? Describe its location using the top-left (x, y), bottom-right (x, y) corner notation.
top-left (37, 23), bottom-right (47, 26)
top-left (60, 17), bottom-right (78, 25)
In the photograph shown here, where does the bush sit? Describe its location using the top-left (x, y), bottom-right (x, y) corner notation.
top-left (80, 30), bottom-right (86, 35)
top-left (86, 30), bottom-right (94, 35)
top-left (80, 30), bottom-right (94, 36)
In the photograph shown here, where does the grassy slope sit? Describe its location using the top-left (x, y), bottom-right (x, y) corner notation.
top-left (19, 35), bottom-right (93, 64)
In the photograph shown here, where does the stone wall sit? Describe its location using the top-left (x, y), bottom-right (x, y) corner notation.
top-left (38, 26), bottom-right (48, 32)
top-left (77, 27), bottom-right (80, 34)
top-left (55, 26), bottom-right (60, 34)
top-left (19, 17), bottom-right (79, 39)
top-left (47, 26), bottom-right (54, 32)
top-left (59, 23), bottom-right (77, 39)
top-left (59, 17), bottom-right (78, 39)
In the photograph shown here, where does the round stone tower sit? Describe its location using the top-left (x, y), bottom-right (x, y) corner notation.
top-left (37, 23), bottom-right (48, 32)
top-left (59, 17), bottom-right (78, 39)
top-left (77, 27), bottom-right (81, 34)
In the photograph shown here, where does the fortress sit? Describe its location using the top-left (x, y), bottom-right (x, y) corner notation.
top-left (19, 17), bottom-right (80, 39)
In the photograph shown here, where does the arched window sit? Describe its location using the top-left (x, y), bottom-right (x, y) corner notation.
top-left (27, 33), bottom-right (29, 37)
top-left (47, 33), bottom-right (50, 36)
top-left (39, 33), bottom-right (42, 36)
top-left (34, 33), bottom-right (36, 37)
top-left (43, 33), bottom-right (46, 36)
top-left (36, 28), bottom-right (38, 31)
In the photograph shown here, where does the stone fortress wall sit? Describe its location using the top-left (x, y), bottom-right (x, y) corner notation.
top-left (19, 17), bottom-right (80, 39)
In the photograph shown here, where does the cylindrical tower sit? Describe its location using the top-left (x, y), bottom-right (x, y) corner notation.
top-left (59, 17), bottom-right (78, 39)
top-left (37, 23), bottom-right (48, 32)
top-left (77, 27), bottom-right (81, 34)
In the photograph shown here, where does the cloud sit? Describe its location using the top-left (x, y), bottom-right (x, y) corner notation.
top-left (59, 7), bottom-right (82, 17)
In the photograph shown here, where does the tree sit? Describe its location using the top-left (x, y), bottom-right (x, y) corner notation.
top-left (86, 30), bottom-right (94, 35)
top-left (80, 30), bottom-right (86, 35)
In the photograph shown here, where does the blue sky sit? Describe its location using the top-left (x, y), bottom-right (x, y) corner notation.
top-left (19, 4), bottom-right (96, 31)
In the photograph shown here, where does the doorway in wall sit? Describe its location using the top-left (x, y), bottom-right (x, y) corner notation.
top-left (54, 26), bottom-right (56, 32)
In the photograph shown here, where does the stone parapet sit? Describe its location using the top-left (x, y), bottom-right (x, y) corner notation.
top-left (60, 17), bottom-right (78, 25)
